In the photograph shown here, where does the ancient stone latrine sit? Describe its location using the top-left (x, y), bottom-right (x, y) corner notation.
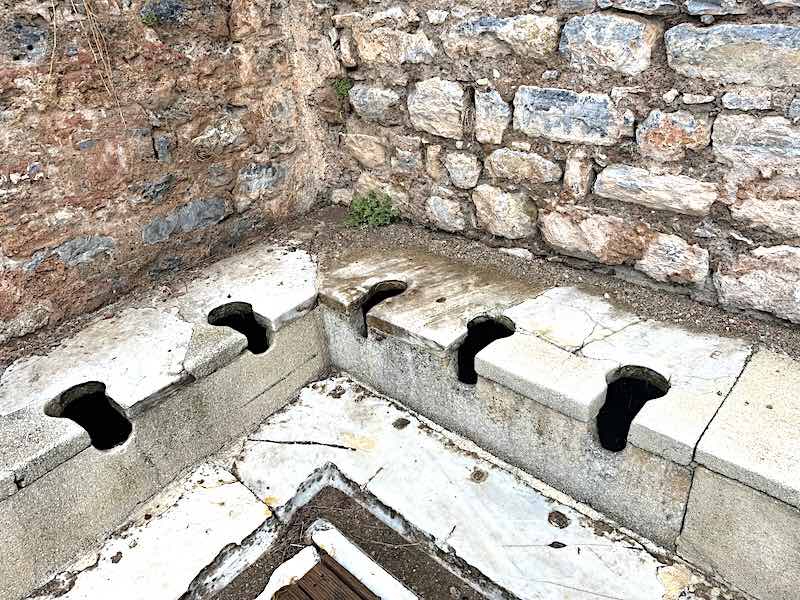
top-left (2, 2), bottom-right (800, 338)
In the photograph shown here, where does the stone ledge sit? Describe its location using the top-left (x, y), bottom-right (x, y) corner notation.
top-left (695, 350), bottom-right (800, 509)
top-left (0, 243), bottom-right (318, 498)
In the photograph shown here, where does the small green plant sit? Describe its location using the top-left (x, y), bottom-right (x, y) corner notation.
top-left (345, 190), bottom-right (398, 227)
top-left (141, 10), bottom-right (159, 26)
top-left (333, 78), bottom-right (353, 99)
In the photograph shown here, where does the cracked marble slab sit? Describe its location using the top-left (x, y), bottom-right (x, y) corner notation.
top-left (0, 307), bottom-right (193, 418)
top-left (580, 321), bottom-right (752, 464)
top-left (503, 286), bottom-right (641, 352)
top-left (31, 464), bottom-right (266, 600)
top-left (165, 243), bottom-right (318, 332)
top-left (232, 376), bottom-right (738, 600)
top-left (319, 248), bottom-right (541, 352)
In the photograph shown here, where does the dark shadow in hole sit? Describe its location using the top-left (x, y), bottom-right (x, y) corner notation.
top-left (208, 302), bottom-right (271, 354)
top-left (357, 280), bottom-right (408, 337)
top-left (457, 315), bottom-right (516, 385)
top-left (596, 366), bottom-right (670, 452)
top-left (45, 382), bottom-right (132, 451)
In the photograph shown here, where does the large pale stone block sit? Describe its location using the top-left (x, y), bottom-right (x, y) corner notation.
top-left (560, 13), bottom-right (661, 76)
top-left (513, 86), bottom-right (626, 146)
top-left (594, 165), bottom-right (717, 216)
top-left (442, 15), bottom-right (559, 60)
top-left (472, 184), bottom-right (537, 240)
top-left (714, 245), bottom-right (800, 324)
top-left (696, 350), bottom-right (800, 509)
top-left (679, 467), bottom-right (800, 600)
top-left (484, 148), bottom-right (561, 184)
top-left (407, 78), bottom-right (466, 140)
top-left (665, 24), bottom-right (800, 87)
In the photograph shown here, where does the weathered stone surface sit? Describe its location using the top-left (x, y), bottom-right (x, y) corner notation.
top-left (594, 165), bottom-right (718, 216)
top-left (191, 116), bottom-right (248, 154)
top-left (539, 209), bottom-right (650, 264)
top-left (681, 93), bottom-right (715, 105)
top-left (472, 185), bottom-right (536, 239)
top-left (354, 173), bottom-right (410, 215)
top-left (559, 13), bottom-right (661, 76)
top-left (761, 0), bottom-right (800, 6)
top-left (484, 148), bottom-right (562, 184)
top-left (142, 199), bottom-right (227, 244)
top-left (348, 84), bottom-right (401, 124)
top-left (714, 246), bottom-right (800, 323)
top-left (636, 110), bottom-right (712, 162)
top-left (684, 0), bottom-right (749, 14)
top-left (234, 162), bottom-right (286, 211)
top-left (426, 194), bottom-right (467, 232)
top-left (559, 0), bottom-right (598, 11)
top-left (52, 236), bottom-right (115, 266)
top-left (442, 15), bottom-right (559, 60)
top-left (789, 98), bottom-right (800, 124)
top-left (696, 350), bottom-right (800, 509)
top-left (427, 10), bottom-right (448, 25)
top-left (731, 177), bottom-right (800, 240)
top-left (635, 234), bottom-right (709, 285)
top-left (665, 24), bottom-right (800, 87)
top-left (342, 133), bottom-right (386, 168)
top-left (408, 78), bottom-right (465, 140)
top-left (596, 0), bottom-right (679, 14)
top-left (562, 149), bottom-right (594, 200)
top-left (513, 87), bottom-right (625, 146)
top-left (392, 148), bottom-right (422, 174)
top-left (712, 115), bottom-right (800, 175)
top-left (721, 87), bottom-right (771, 111)
top-left (353, 28), bottom-right (436, 66)
top-left (679, 468), bottom-right (800, 600)
top-left (474, 90), bottom-right (511, 145)
top-left (443, 152), bottom-right (481, 189)
top-left (425, 145), bottom-right (446, 181)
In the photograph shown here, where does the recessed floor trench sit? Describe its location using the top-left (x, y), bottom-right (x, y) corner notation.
top-left (596, 366), bottom-right (670, 452)
top-left (44, 382), bottom-right (132, 451)
top-left (208, 302), bottom-right (271, 354)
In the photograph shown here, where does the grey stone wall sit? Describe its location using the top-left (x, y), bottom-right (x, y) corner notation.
top-left (326, 1), bottom-right (800, 324)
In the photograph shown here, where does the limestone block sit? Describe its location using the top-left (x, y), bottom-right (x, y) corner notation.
top-left (442, 15), bottom-right (559, 60)
top-left (474, 90), bottom-right (511, 145)
top-left (408, 78), bottom-right (466, 140)
top-left (714, 245), bottom-right (800, 323)
top-left (484, 148), bottom-right (562, 184)
top-left (513, 87), bottom-right (626, 145)
top-left (665, 24), bottom-right (800, 87)
top-left (594, 165), bottom-right (717, 216)
top-left (560, 13), bottom-right (661, 76)
top-left (679, 467), bottom-right (800, 600)
top-left (472, 185), bottom-right (537, 240)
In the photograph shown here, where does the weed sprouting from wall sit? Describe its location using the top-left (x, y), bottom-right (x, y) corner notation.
top-left (345, 190), bottom-right (398, 227)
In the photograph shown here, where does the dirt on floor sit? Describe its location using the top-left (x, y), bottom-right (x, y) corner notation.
top-left (212, 486), bottom-right (487, 600)
top-left (4, 205), bottom-right (800, 368)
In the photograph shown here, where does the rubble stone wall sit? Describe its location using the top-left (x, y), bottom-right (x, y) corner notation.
top-left (327, 0), bottom-right (800, 324)
top-left (3, 0), bottom-right (800, 346)
top-left (0, 0), bottom-right (344, 343)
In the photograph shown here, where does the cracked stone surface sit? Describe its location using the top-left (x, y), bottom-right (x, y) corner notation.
top-left (580, 320), bottom-right (752, 464)
top-left (231, 376), bottom-right (741, 600)
top-left (0, 307), bottom-right (193, 419)
top-left (695, 350), bottom-right (800, 509)
top-left (319, 248), bottom-right (541, 351)
top-left (32, 464), bottom-right (265, 600)
top-left (165, 243), bottom-right (318, 331)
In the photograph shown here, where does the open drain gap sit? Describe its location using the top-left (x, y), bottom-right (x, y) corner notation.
top-left (596, 366), bottom-right (670, 452)
top-left (44, 382), bottom-right (132, 451)
top-left (457, 315), bottom-right (515, 385)
top-left (208, 301), bottom-right (271, 354)
top-left (357, 280), bottom-right (407, 337)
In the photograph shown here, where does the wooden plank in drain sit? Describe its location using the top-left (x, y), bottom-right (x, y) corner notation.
top-left (275, 554), bottom-right (378, 600)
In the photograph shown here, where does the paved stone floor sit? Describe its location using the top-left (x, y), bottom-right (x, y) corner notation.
top-left (31, 376), bottom-right (749, 600)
